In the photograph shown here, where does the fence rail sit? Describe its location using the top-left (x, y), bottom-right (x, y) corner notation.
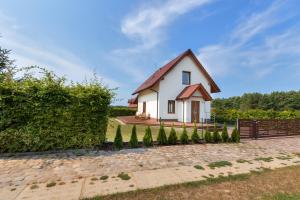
top-left (238, 119), bottom-right (300, 139)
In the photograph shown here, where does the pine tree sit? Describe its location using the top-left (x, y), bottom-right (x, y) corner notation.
top-left (231, 126), bottom-right (240, 143)
top-left (180, 125), bottom-right (189, 144)
top-left (221, 123), bottom-right (229, 142)
top-left (213, 129), bottom-right (222, 143)
top-left (157, 123), bottom-right (168, 145)
top-left (143, 126), bottom-right (153, 147)
top-left (129, 125), bottom-right (138, 148)
top-left (191, 123), bottom-right (200, 143)
top-left (204, 128), bottom-right (212, 143)
top-left (114, 125), bottom-right (123, 149)
top-left (168, 127), bottom-right (177, 145)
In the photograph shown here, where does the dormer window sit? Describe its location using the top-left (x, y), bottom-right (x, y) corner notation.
top-left (182, 71), bottom-right (191, 85)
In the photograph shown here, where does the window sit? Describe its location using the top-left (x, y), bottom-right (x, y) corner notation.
top-left (168, 100), bottom-right (175, 114)
top-left (143, 102), bottom-right (146, 113)
top-left (182, 71), bottom-right (191, 85)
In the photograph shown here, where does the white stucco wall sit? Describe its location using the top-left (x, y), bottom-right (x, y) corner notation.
top-left (158, 56), bottom-right (211, 122)
top-left (137, 89), bottom-right (158, 118)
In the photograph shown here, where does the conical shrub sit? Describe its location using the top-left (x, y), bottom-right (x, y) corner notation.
top-left (221, 123), bottom-right (229, 142)
top-left (143, 126), bottom-right (153, 147)
top-left (114, 125), bottom-right (123, 149)
top-left (180, 125), bottom-right (189, 144)
top-left (191, 123), bottom-right (200, 143)
top-left (129, 125), bottom-right (138, 148)
top-left (157, 123), bottom-right (167, 145)
top-left (213, 129), bottom-right (222, 143)
top-left (204, 128), bottom-right (212, 143)
top-left (168, 127), bottom-right (177, 145)
top-left (231, 126), bottom-right (240, 143)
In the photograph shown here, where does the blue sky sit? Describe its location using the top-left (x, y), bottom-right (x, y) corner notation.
top-left (0, 0), bottom-right (299, 105)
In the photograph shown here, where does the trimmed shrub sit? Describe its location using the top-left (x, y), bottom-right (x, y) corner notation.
top-left (191, 124), bottom-right (200, 143)
top-left (204, 129), bottom-right (212, 143)
top-left (212, 126), bottom-right (222, 143)
top-left (110, 106), bottom-right (136, 117)
top-left (180, 125), bottom-right (189, 144)
top-left (221, 123), bottom-right (229, 142)
top-left (168, 127), bottom-right (177, 145)
top-left (0, 71), bottom-right (112, 153)
top-left (129, 125), bottom-right (138, 148)
top-left (114, 125), bottom-right (123, 149)
top-left (157, 124), bottom-right (168, 145)
top-left (143, 126), bottom-right (153, 147)
top-left (231, 126), bottom-right (240, 143)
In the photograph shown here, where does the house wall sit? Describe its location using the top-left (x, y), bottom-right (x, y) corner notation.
top-left (158, 56), bottom-right (211, 122)
top-left (136, 89), bottom-right (158, 118)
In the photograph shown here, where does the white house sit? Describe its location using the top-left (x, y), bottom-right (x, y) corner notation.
top-left (130, 49), bottom-right (220, 123)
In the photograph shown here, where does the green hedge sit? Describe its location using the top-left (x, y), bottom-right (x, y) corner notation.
top-left (0, 72), bottom-right (113, 153)
top-left (110, 106), bottom-right (136, 117)
top-left (213, 109), bottom-right (300, 124)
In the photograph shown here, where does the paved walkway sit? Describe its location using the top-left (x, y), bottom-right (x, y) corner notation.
top-left (1, 137), bottom-right (300, 200)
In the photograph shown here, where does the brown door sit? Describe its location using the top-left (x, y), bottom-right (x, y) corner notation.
top-left (191, 101), bottom-right (200, 123)
top-left (143, 102), bottom-right (146, 113)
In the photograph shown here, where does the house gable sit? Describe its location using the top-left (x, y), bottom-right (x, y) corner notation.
top-left (132, 49), bottom-right (220, 95)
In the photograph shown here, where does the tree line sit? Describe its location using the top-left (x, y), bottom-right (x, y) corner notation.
top-left (212, 91), bottom-right (300, 111)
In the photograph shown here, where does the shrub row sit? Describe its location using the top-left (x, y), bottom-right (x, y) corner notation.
top-left (113, 123), bottom-right (240, 149)
top-left (0, 72), bottom-right (113, 153)
top-left (109, 106), bottom-right (136, 117)
top-left (213, 109), bottom-right (300, 124)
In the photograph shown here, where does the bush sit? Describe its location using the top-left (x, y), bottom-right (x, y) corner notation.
top-left (180, 125), bottom-right (189, 144)
top-left (168, 127), bottom-right (177, 145)
top-left (0, 71), bottom-right (112, 153)
top-left (110, 106), bottom-right (136, 117)
top-left (143, 126), bottom-right (153, 147)
top-left (231, 126), bottom-right (240, 143)
top-left (157, 124), bottom-right (168, 145)
top-left (114, 125), bottom-right (123, 149)
top-left (129, 125), bottom-right (138, 148)
top-left (221, 123), bottom-right (229, 142)
top-left (191, 124), bottom-right (200, 143)
top-left (204, 129), bottom-right (212, 143)
top-left (213, 129), bottom-right (222, 143)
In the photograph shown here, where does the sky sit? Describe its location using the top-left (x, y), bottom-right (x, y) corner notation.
top-left (0, 0), bottom-right (299, 105)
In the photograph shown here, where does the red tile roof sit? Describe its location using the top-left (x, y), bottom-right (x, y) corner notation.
top-left (176, 84), bottom-right (212, 101)
top-left (132, 49), bottom-right (220, 95)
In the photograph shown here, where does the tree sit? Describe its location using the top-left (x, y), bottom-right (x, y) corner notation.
top-left (213, 129), bottom-right (222, 143)
top-left (157, 123), bottom-right (167, 145)
top-left (168, 126), bottom-right (177, 145)
top-left (0, 46), bottom-right (15, 82)
top-left (129, 125), bottom-right (138, 148)
top-left (231, 126), bottom-right (240, 143)
top-left (204, 128), bottom-right (212, 143)
top-left (114, 125), bottom-right (123, 149)
top-left (191, 123), bottom-right (200, 143)
top-left (221, 123), bottom-right (229, 142)
top-left (143, 126), bottom-right (153, 147)
top-left (180, 125), bottom-right (189, 144)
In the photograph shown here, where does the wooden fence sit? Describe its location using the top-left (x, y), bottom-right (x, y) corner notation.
top-left (238, 119), bottom-right (300, 139)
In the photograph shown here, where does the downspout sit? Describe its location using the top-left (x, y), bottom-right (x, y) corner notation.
top-left (150, 89), bottom-right (159, 122)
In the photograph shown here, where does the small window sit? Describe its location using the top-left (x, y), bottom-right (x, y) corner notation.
top-left (182, 71), bottom-right (191, 85)
top-left (168, 100), bottom-right (175, 114)
top-left (143, 102), bottom-right (146, 113)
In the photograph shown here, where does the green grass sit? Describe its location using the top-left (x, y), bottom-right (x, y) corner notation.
top-left (276, 155), bottom-right (293, 160)
top-left (106, 118), bottom-right (200, 142)
top-left (254, 157), bottom-right (274, 162)
top-left (100, 175), bottom-right (109, 180)
top-left (46, 182), bottom-right (56, 187)
top-left (118, 172), bottom-right (131, 180)
top-left (208, 161), bottom-right (232, 169)
top-left (236, 159), bottom-right (252, 164)
top-left (263, 193), bottom-right (300, 200)
top-left (194, 165), bottom-right (204, 170)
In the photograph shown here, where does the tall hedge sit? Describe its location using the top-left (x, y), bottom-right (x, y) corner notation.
top-left (0, 72), bottom-right (113, 153)
top-left (110, 106), bottom-right (136, 117)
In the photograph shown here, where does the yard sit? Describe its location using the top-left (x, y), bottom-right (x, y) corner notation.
top-left (106, 118), bottom-right (201, 142)
top-left (85, 165), bottom-right (300, 200)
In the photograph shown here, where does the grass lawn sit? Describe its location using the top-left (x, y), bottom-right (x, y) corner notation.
top-left (106, 118), bottom-right (203, 142)
top-left (83, 165), bottom-right (300, 200)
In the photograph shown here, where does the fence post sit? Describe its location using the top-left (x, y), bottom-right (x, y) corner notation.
top-left (253, 120), bottom-right (258, 139)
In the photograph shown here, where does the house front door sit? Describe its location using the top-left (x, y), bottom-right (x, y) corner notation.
top-left (191, 101), bottom-right (200, 123)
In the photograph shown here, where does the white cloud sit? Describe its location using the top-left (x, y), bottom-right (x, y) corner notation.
top-left (197, 0), bottom-right (300, 79)
top-left (118, 0), bottom-right (213, 53)
top-left (0, 11), bottom-right (120, 88)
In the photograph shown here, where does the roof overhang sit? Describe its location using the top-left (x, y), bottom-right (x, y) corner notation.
top-left (176, 84), bottom-right (212, 101)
